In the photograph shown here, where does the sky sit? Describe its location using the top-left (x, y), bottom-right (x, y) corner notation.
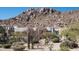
top-left (0, 7), bottom-right (79, 20)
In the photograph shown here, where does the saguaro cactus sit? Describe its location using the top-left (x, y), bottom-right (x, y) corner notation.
top-left (27, 28), bottom-right (35, 49)
top-left (27, 29), bottom-right (31, 49)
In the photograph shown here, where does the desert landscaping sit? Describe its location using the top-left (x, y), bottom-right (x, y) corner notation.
top-left (0, 8), bottom-right (79, 51)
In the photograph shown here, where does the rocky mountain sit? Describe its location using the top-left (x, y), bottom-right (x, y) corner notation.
top-left (0, 8), bottom-right (79, 28)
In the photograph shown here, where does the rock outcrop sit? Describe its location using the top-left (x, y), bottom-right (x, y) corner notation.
top-left (0, 7), bottom-right (79, 28)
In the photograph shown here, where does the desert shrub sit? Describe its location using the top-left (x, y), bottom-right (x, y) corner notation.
top-left (0, 44), bottom-right (2, 48)
top-left (68, 41), bottom-right (78, 49)
top-left (3, 44), bottom-right (11, 49)
top-left (9, 32), bottom-right (27, 44)
top-left (0, 26), bottom-right (5, 34)
top-left (12, 42), bottom-right (25, 51)
top-left (8, 37), bottom-right (16, 44)
top-left (66, 36), bottom-right (76, 42)
top-left (0, 34), bottom-right (9, 44)
top-left (60, 41), bottom-right (78, 49)
top-left (42, 32), bottom-right (58, 39)
top-left (60, 42), bottom-right (70, 51)
top-left (9, 36), bottom-right (23, 44)
top-left (12, 42), bottom-right (25, 46)
top-left (12, 45), bottom-right (25, 51)
top-left (48, 44), bottom-right (53, 51)
top-left (61, 23), bottom-right (79, 43)
top-left (60, 41), bottom-right (69, 48)
top-left (60, 46), bottom-right (70, 51)
top-left (42, 32), bottom-right (59, 44)
top-left (52, 38), bottom-right (60, 43)
top-left (13, 45), bottom-right (25, 51)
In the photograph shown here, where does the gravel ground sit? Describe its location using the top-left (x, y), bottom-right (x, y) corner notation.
top-left (0, 48), bottom-right (13, 51)
top-left (0, 43), bottom-right (79, 51)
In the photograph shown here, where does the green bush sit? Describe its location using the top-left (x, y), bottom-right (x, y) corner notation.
top-left (3, 44), bottom-right (11, 49)
top-left (52, 38), bottom-right (60, 43)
